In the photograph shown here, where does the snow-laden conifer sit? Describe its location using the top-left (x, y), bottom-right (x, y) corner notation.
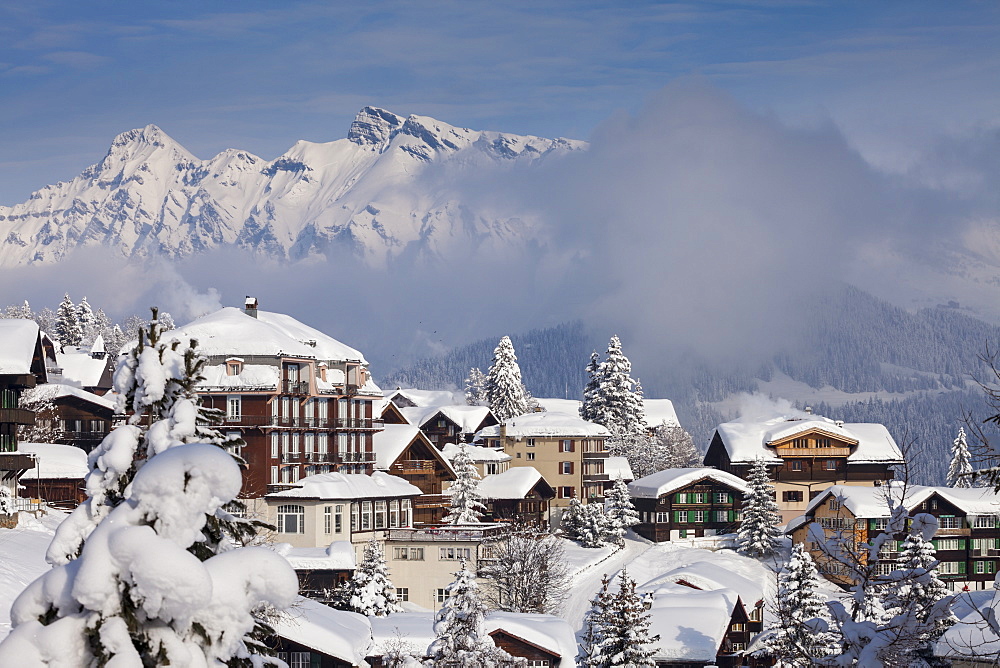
top-left (484, 336), bottom-right (528, 422)
top-left (55, 293), bottom-right (82, 348)
top-left (464, 367), bottom-right (487, 406)
top-left (347, 538), bottom-right (402, 617)
top-left (76, 296), bottom-right (94, 341)
top-left (443, 443), bottom-right (487, 524)
top-left (603, 476), bottom-right (639, 545)
top-left (0, 485), bottom-right (14, 516)
top-left (577, 574), bottom-right (611, 668)
top-left (736, 457), bottom-right (781, 559)
top-left (576, 503), bottom-right (610, 548)
top-left (592, 336), bottom-right (646, 438)
top-left (594, 569), bottom-right (659, 667)
top-left (580, 351), bottom-right (603, 423)
top-left (561, 495), bottom-right (585, 538)
top-left (3, 300), bottom-right (32, 319)
top-left (947, 426), bottom-right (974, 488)
top-left (767, 543), bottom-right (838, 664)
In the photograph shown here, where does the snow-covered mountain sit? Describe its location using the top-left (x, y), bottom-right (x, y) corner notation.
top-left (0, 107), bottom-right (584, 266)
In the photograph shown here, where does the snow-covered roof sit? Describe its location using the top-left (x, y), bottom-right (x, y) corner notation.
top-left (0, 319), bottom-right (40, 375)
top-left (55, 350), bottom-right (109, 388)
top-left (477, 411), bottom-right (611, 439)
top-left (485, 612), bottom-right (577, 659)
top-left (643, 398), bottom-right (680, 428)
top-left (534, 398), bottom-right (581, 414)
top-left (399, 405), bottom-right (493, 434)
top-left (16, 443), bottom-right (88, 480)
top-left (605, 456), bottom-right (634, 482)
top-left (440, 443), bottom-right (510, 463)
top-left (274, 596), bottom-right (372, 665)
top-left (647, 588), bottom-right (733, 663)
top-left (628, 468), bottom-right (750, 499)
top-left (804, 482), bottom-right (1000, 519)
top-left (934, 581), bottom-right (1000, 660)
top-left (637, 561), bottom-right (764, 608)
top-left (22, 383), bottom-right (115, 411)
top-left (372, 424), bottom-right (423, 470)
top-left (386, 388), bottom-right (464, 407)
top-left (267, 471), bottom-right (422, 501)
top-left (274, 541), bottom-right (357, 571)
top-left (368, 612), bottom-right (436, 657)
top-left (714, 414), bottom-right (904, 465)
top-left (167, 307), bottom-right (367, 363)
top-left (477, 467), bottom-right (548, 500)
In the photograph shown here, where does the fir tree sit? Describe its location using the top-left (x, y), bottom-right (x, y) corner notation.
top-left (603, 476), bottom-right (639, 546)
top-left (484, 336), bottom-right (528, 422)
top-left (577, 503), bottom-right (610, 548)
top-left (104, 323), bottom-right (128, 356)
top-left (76, 296), bottom-right (94, 340)
top-left (464, 367), bottom-right (487, 406)
top-left (587, 336), bottom-right (646, 438)
top-left (347, 538), bottom-right (402, 617)
top-left (3, 300), bottom-right (32, 319)
top-left (578, 574), bottom-right (611, 668)
top-left (595, 569), bottom-right (658, 667)
top-left (443, 443), bottom-right (487, 524)
top-left (580, 351), bottom-right (603, 423)
top-left (55, 293), bottom-right (82, 348)
top-left (736, 458), bottom-right (781, 559)
top-left (561, 495), bottom-right (585, 538)
top-left (947, 427), bottom-right (974, 488)
top-left (767, 543), bottom-right (838, 664)
top-left (0, 485), bottom-right (14, 516)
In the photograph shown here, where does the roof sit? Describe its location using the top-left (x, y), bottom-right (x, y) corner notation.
top-left (372, 424), bottom-right (423, 470)
top-left (637, 561), bottom-right (764, 608)
top-left (485, 612), bottom-right (577, 659)
top-left (647, 588), bottom-right (733, 663)
top-left (267, 471), bottom-right (422, 501)
top-left (55, 350), bottom-right (109, 388)
top-left (275, 541), bottom-right (357, 571)
top-left (274, 596), bottom-right (372, 665)
top-left (0, 319), bottom-right (40, 375)
top-left (934, 581), bottom-right (1000, 659)
top-left (17, 443), bottom-right (88, 480)
top-left (804, 482), bottom-right (1000, 519)
top-left (477, 467), bottom-right (548, 500)
top-left (21, 383), bottom-right (116, 411)
top-left (605, 456), bottom-right (634, 481)
top-left (368, 612), bottom-right (436, 657)
top-left (386, 388), bottom-right (464, 407)
top-left (440, 443), bottom-right (510, 463)
top-left (628, 468), bottom-right (750, 499)
top-left (643, 398), bottom-right (680, 427)
top-left (166, 307), bottom-right (367, 363)
top-left (399, 405), bottom-right (494, 434)
top-left (477, 411), bottom-right (611, 439)
top-left (714, 414), bottom-right (904, 465)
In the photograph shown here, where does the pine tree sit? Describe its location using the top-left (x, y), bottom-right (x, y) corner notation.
top-left (484, 336), bottom-right (528, 422)
top-left (55, 293), bottom-right (82, 348)
top-left (443, 443), bottom-right (487, 524)
top-left (586, 336), bottom-right (646, 438)
top-left (76, 296), bottom-right (94, 341)
top-left (347, 539), bottom-right (402, 617)
top-left (578, 574), bottom-right (612, 668)
top-left (736, 458), bottom-right (782, 559)
top-left (83, 307), bottom-right (112, 347)
top-left (580, 351), bottom-right (603, 423)
top-left (104, 323), bottom-right (128, 356)
top-left (0, 485), bottom-right (14, 516)
top-left (464, 367), bottom-right (487, 406)
top-left (595, 569), bottom-right (658, 667)
top-left (561, 495), bottom-right (585, 538)
top-left (947, 427), bottom-right (974, 488)
top-left (577, 503), bottom-right (610, 548)
top-left (767, 543), bottom-right (838, 664)
top-left (33, 306), bottom-right (57, 336)
top-left (3, 300), bottom-right (32, 319)
top-left (603, 476), bottom-right (639, 546)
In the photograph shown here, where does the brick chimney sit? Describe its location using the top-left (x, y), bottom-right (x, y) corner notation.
top-left (244, 296), bottom-right (258, 319)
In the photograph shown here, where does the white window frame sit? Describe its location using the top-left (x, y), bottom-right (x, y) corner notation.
top-left (276, 504), bottom-right (305, 534)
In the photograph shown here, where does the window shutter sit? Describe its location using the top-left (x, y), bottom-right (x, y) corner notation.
top-left (688, 510), bottom-right (696, 523)
top-left (729, 510), bottom-right (735, 522)
top-left (675, 493), bottom-right (686, 503)
top-left (569, 440), bottom-right (575, 452)
top-left (674, 511), bottom-right (684, 523)
top-left (959, 562), bottom-right (967, 574)
top-left (569, 462), bottom-right (574, 474)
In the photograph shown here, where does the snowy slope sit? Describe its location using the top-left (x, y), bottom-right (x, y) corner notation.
top-left (0, 512), bottom-right (65, 639)
top-left (0, 108), bottom-right (583, 266)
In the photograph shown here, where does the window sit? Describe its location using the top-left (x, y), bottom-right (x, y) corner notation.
top-left (559, 486), bottom-right (575, 499)
top-left (829, 498), bottom-right (841, 511)
top-left (694, 510), bottom-right (705, 523)
top-left (401, 499), bottom-right (412, 527)
top-left (875, 561), bottom-right (896, 576)
top-left (936, 538), bottom-right (962, 551)
top-left (975, 516), bottom-right (999, 529)
top-left (731, 623), bottom-right (745, 632)
top-left (527, 662), bottom-right (550, 667)
top-left (714, 492), bottom-right (730, 504)
top-left (396, 588), bottom-right (409, 602)
top-left (782, 491), bottom-right (804, 503)
top-left (394, 547), bottom-right (425, 561)
top-left (361, 501), bottom-right (372, 530)
top-left (870, 518), bottom-right (888, 531)
top-left (440, 547), bottom-right (473, 561)
top-left (526, 438), bottom-right (536, 447)
top-left (715, 510), bottom-right (730, 522)
top-left (730, 643), bottom-right (746, 653)
top-left (436, 588), bottom-right (448, 604)
top-left (276, 505), bottom-right (305, 534)
top-left (789, 460), bottom-right (804, 471)
top-left (560, 439), bottom-right (574, 452)
top-left (792, 438), bottom-right (809, 448)
top-left (824, 459), bottom-right (839, 471)
top-left (324, 506), bottom-right (332, 534)
top-left (375, 500), bottom-right (387, 529)
top-left (334, 505), bottom-right (343, 533)
top-left (976, 561), bottom-right (997, 575)
top-left (270, 466), bottom-right (278, 484)
top-left (938, 561), bottom-right (966, 575)
top-left (939, 516), bottom-right (962, 529)
top-left (526, 452), bottom-right (536, 461)
top-left (560, 462), bottom-right (573, 475)
top-left (655, 512), bottom-right (670, 523)
top-left (226, 359), bottom-right (243, 376)
top-left (389, 499), bottom-right (400, 528)
top-left (486, 463), bottom-right (499, 475)
top-left (289, 652), bottom-right (310, 668)
top-left (351, 504), bottom-right (359, 532)
top-left (227, 396), bottom-right (241, 421)
top-left (816, 437), bottom-right (831, 448)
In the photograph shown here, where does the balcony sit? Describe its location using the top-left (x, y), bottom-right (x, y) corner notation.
top-left (0, 453), bottom-right (35, 471)
top-left (335, 418), bottom-right (383, 430)
top-left (388, 525), bottom-right (505, 542)
top-left (773, 446), bottom-right (852, 458)
top-left (0, 408), bottom-right (35, 426)
top-left (391, 460), bottom-right (437, 474)
top-left (936, 526), bottom-right (971, 536)
top-left (282, 380), bottom-right (310, 395)
top-left (340, 451), bottom-right (376, 463)
top-left (412, 494), bottom-right (449, 509)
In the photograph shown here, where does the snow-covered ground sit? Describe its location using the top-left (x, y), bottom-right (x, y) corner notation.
top-left (0, 511), bottom-right (64, 638)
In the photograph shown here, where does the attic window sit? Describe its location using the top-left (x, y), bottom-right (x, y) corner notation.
top-left (226, 358), bottom-right (244, 376)
top-left (318, 363), bottom-right (327, 382)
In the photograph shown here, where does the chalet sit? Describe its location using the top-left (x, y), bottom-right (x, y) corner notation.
top-left (628, 468), bottom-right (749, 542)
top-left (703, 412), bottom-right (903, 521)
top-left (275, 541), bottom-right (356, 606)
top-left (645, 586), bottom-right (749, 668)
top-left (265, 471), bottom-right (421, 550)
top-left (476, 466), bottom-right (555, 525)
top-left (21, 383), bottom-right (114, 452)
top-left (386, 388), bottom-right (464, 409)
top-left (933, 581), bottom-right (1000, 665)
top-left (368, 612), bottom-right (435, 666)
top-left (272, 596), bottom-right (372, 667)
top-left (440, 442), bottom-right (511, 478)
top-left (373, 423), bottom-right (455, 525)
top-left (399, 404), bottom-right (497, 447)
top-left (475, 411), bottom-right (613, 509)
top-left (0, 320), bottom-right (46, 515)
top-left (163, 298), bottom-right (384, 498)
top-left (17, 442), bottom-right (88, 508)
top-left (53, 336), bottom-right (114, 395)
top-left (485, 612), bottom-right (577, 667)
top-left (790, 483), bottom-right (1000, 590)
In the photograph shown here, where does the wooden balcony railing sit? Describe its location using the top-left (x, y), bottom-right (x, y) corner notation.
top-left (773, 446), bottom-right (852, 457)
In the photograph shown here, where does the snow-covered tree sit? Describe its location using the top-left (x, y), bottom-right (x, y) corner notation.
top-left (580, 351), bottom-right (603, 423)
top-left (577, 574), bottom-right (611, 668)
top-left (0, 485), bottom-right (14, 516)
top-left (33, 307), bottom-right (57, 336)
top-left (443, 443), bottom-right (487, 524)
top-left (767, 543), bottom-right (838, 664)
top-left (603, 476), bottom-right (639, 546)
top-left (593, 569), bottom-right (658, 667)
top-left (17, 386), bottom-right (64, 444)
top-left (654, 422), bottom-right (701, 468)
top-left (159, 311), bottom-right (176, 330)
top-left (103, 323), bottom-right (128, 356)
top-left (3, 300), bottom-right (32, 319)
top-left (76, 296), bottom-right (94, 341)
top-left (428, 562), bottom-right (519, 667)
top-left (82, 307), bottom-right (111, 347)
top-left (479, 524), bottom-right (570, 614)
top-left (55, 293), bottom-right (82, 348)
top-left (346, 538), bottom-right (402, 617)
top-left (586, 336), bottom-right (646, 439)
top-left (561, 495), bottom-right (585, 537)
top-left (0, 443), bottom-right (298, 666)
top-left (465, 367), bottom-right (487, 406)
top-left (567, 503), bottom-right (609, 548)
top-left (948, 426), bottom-right (974, 488)
top-left (484, 336), bottom-right (528, 422)
top-left (736, 458), bottom-right (782, 559)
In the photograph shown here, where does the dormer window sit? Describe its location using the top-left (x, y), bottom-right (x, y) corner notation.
top-left (318, 363), bottom-right (328, 382)
top-left (226, 358), bottom-right (244, 376)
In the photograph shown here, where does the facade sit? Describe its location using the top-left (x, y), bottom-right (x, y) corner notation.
top-left (165, 299), bottom-right (384, 498)
top-left (398, 404), bottom-right (498, 447)
top-left (373, 423), bottom-right (456, 525)
top-left (0, 320), bottom-right (46, 505)
top-left (646, 587), bottom-right (749, 668)
top-left (21, 383), bottom-right (114, 453)
top-left (440, 442), bottom-right (511, 478)
top-left (476, 411), bottom-right (612, 508)
top-left (485, 613), bottom-right (577, 667)
top-left (628, 468), bottom-right (749, 542)
top-left (17, 442), bottom-right (88, 507)
top-left (790, 483), bottom-right (1000, 590)
top-left (477, 466), bottom-right (555, 525)
top-left (703, 412), bottom-right (903, 521)
top-left (278, 541), bottom-right (356, 606)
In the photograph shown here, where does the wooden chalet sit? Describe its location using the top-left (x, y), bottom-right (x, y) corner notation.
top-left (373, 423), bottom-right (456, 525)
top-left (629, 468), bottom-right (749, 542)
top-left (399, 404), bottom-right (498, 447)
top-left (17, 443), bottom-right (88, 508)
top-left (22, 384), bottom-right (114, 453)
top-left (645, 586), bottom-right (750, 668)
top-left (703, 412), bottom-right (903, 521)
top-left (279, 541), bottom-right (356, 606)
top-left (272, 596), bottom-right (371, 667)
top-left (53, 337), bottom-right (114, 396)
top-left (485, 613), bottom-right (576, 667)
top-left (441, 442), bottom-right (511, 478)
top-left (0, 320), bottom-right (47, 515)
top-left (477, 466), bottom-right (555, 525)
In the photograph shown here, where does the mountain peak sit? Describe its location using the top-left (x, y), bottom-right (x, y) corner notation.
top-left (348, 107), bottom-right (405, 147)
top-left (109, 124), bottom-right (173, 149)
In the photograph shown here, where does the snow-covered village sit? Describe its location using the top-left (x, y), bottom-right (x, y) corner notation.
top-left (2, 3), bottom-right (1000, 667)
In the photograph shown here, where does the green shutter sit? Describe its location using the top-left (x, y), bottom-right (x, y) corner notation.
top-left (728, 510), bottom-right (735, 522)
top-left (310, 653), bottom-right (322, 668)
top-left (959, 562), bottom-right (967, 575)
top-left (688, 510), bottom-right (696, 523)
top-left (931, 539), bottom-right (938, 550)
top-left (674, 511), bottom-right (684, 523)
top-left (675, 493), bottom-right (686, 504)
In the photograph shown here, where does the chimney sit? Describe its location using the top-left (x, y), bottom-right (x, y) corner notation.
top-left (244, 296), bottom-right (258, 319)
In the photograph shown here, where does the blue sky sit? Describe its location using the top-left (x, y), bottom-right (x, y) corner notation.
top-left (1, 1), bottom-right (997, 204)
